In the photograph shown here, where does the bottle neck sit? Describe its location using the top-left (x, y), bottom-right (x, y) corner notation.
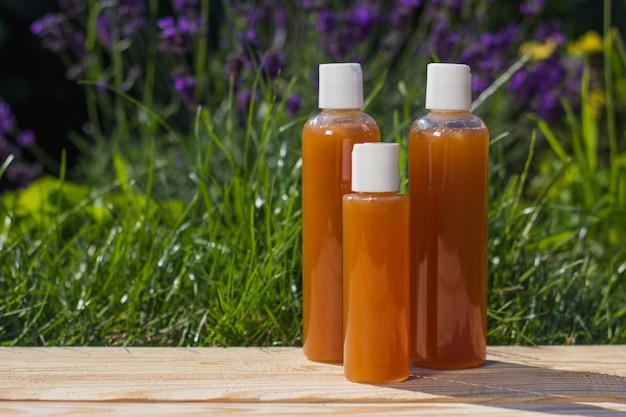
top-left (320, 108), bottom-right (362, 115)
top-left (353, 191), bottom-right (398, 197)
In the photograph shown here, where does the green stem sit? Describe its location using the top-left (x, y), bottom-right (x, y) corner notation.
top-left (604, 0), bottom-right (618, 200)
top-left (471, 54), bottom-right (530, 113)
top-left (110, 19), bottom-right (127, 145)
top-left (84, 1), bottom-right (104, 139)
top-left (194, 0), bottom-right (210, 104)
top-left (143, 0), bottom-right (159, 114)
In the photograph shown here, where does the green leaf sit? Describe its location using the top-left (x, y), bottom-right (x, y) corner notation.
top-left (112, 152), bottom-right (130, 193)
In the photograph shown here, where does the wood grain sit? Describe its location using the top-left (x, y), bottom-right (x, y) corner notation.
top-left (0, 346), bottom-right (625, 416)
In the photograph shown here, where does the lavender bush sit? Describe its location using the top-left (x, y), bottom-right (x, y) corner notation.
top-left (26, 0), bottom-right (587, 135)
top-left (22, 0), bottom-right (600, 201)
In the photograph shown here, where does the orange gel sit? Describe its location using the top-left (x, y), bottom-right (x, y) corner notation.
top-left (343, 193), bottom-right (409, 383)
top-left (302, 110), bottom-right (379, 363)
top-left (409, 125), bottom-right (488, 369)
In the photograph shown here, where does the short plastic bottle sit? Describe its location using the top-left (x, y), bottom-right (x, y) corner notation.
top-left (343, 143), bottom-right (409, 383)
top-left (409, 63), bottom-right (488, 369)
top-left (302, 63), bottom-right (380, 363)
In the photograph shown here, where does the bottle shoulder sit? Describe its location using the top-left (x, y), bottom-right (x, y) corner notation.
top-left (305, 110), bottom-right (379, 128)
top-left (411, 111), bottom-right (486, 130)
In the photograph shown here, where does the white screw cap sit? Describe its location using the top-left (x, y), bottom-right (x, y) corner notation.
top-left (318, 63), bottom-right (364, 109)
top-left (425, 63), bottom-right (472, 111)
top-left (351, 143), bottom-right (399, 193)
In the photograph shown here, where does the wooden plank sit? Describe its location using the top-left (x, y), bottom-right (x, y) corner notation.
top-left (0, 346), bottom-right (625, 416)
top-left (1, 401), bottom-right (626, 417)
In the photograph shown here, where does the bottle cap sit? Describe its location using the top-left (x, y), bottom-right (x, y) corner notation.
top-left (351, 143), bottom-right (399, 192)
top-left (425, 63), bottom-right (472, 111)
top-left (318, 63), bottom-right (364, 109)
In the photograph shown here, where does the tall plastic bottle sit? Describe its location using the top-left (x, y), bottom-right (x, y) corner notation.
top-left (302, 63), bottom-right (380, 362)
top-left (343, 143), bottom-right (409, 383)
top-left (409, 63), bottom-right (488, 369)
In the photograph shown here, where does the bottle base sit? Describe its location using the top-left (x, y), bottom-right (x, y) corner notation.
top-left (345, 373), bottom-right (409, 384)
top-left (412, 357), bottom-right (485, 370)
top-left (304, 355), bottom-right (343, 364)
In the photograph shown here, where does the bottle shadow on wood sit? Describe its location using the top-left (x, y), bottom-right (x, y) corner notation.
top-left (381, 359), bottom-right (626, 416)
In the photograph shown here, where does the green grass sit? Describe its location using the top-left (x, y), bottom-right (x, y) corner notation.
top-left (0, 90), bottom-right (305, 346)
top-left (1, 74), bottom-right (625, 346)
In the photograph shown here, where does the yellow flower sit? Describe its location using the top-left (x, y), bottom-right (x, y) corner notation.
top-left (584, 90), bottom-right (606, 117)
top-left (590, 90), bottom-right (606, 107)
top-left (519, 38), bottom-right (558, 61)
top-left (567, 31), bottom-right (603, 56)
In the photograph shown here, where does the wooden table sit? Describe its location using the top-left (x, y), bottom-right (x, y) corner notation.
top-left (1, 346), bottom-right (625, 415)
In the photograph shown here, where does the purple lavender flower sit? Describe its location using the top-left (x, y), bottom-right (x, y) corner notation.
top-left (391, 0), bottom-right (421, 29)
top-left (0, 99), bottom-right (42, 189)
top-left (346, 4), bottom-right (380, 42)
top-left (301, 0), bottom-right (317, 9)
top-left (30, 13), bottom-right (84, 58)
top-left (246, 6), bottom-right (272, 28)
top-left (31, 11), bottom-right (85, 80)
top-left (310, 70), bottom-right (320, 88)
top-left (430, 0), bottom-right (465, 11)
top-left (97, 0), bottom-right (146, 45)
top-left (58, 0), bottom-right (85, 18)
top-left (326, 33), bottom-right (354, 61)
top-left (536, 21), bottom-right (566, 45)
top-left (0, 99), bottom-right (16, 134)
top-left (173, 0), bottom-right (199, 15)
top-left (457, 24), bottom-right (519, 93)
top-left (174, 75), bottom-right (197, 110)
top-left (274, 9), bottom-right (288, 30)
top-left (16, 130), bottom-right (36, 148)
top-left (96, 79), bottom-right (108, 92)
top-left (179, 16), bottom-right (202, 34)
top-left (508, 54), bottom-right (579, 122)
top-left (96, 14), bottom-right (113, 45)
top-left (422, 18), bottom-right (459, 62)
top-left (534, 90), bottom-right (561, 121)
top-left (260, 52), bottom-right (286, 78)
top-left (285, 93), bottom-right (303, 115)
top-left (157, 16), bottom-right (194, 57)
top-left (347, 5), bottom-right (377, 31)
top-left (520, 0), bottom-right (546, 16)
top-left (316, 10), bottom-right (337, 34)
top-left (225, 53), bottom-right (248, 84)
top-left (311, 3), bottom-right (388, 61)
top-left (505, 21), bottom-right (580, 121)
top-left (116, 0), bottom-right (146, 38)
top-left (471, 75), bottom-right (490, 94)
top-left (240, 28), bottom-right (262, 54)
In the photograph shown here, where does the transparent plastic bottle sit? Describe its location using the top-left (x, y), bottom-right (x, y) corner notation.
top-left (343, 143), bottom-right (409, 383)
top-left (409, 63), bottom-right (488, 369)
top-left (302, 63), bottom-right (380, 363)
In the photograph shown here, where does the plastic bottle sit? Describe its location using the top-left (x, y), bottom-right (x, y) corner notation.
top-left (343, 143), bottom-right (409, 383)
top-left (302, 63), bottom-right (380, 363)
top-left (409, 63), bottom-right (488, 369)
